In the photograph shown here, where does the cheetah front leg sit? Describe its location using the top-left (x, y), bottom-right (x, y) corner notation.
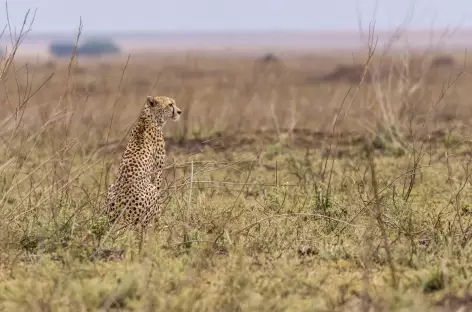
top-left (150, 152), bottom-right (164, 191)
top-left (135, 183), bottom-right (162, 248)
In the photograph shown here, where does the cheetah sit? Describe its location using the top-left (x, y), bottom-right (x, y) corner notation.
top-left (105, 95), bottom-right (182, 232)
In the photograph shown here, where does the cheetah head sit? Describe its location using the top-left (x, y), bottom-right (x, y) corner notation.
top-left (146, 95), bottom-right (182, 123)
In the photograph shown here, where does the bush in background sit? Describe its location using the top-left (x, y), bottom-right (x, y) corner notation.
top-left (49, 38), bottom-right (121, 57)
top-left (49, 42), bottom-right (76, 57)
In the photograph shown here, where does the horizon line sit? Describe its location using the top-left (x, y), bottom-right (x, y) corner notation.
top-left (25, 27), bottom-right (472, 37)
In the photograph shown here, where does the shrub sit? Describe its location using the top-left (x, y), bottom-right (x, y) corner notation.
top-left (49, 38), bottom-right (121, 57)
top-left (78, 39), bottom-right (121, 56)
top-left (49, 42), bottom-right (76, 57)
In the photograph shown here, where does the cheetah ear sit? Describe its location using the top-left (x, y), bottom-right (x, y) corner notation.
top-left (147, 96), bottom-right (157, 107)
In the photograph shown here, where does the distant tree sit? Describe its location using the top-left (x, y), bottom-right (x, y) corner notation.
top-left (78, 39), bottom-right (121, 56)
top-left (49, 42), bottom-right (76, 57)
top-left (49, 38), bottom-right (121, 58)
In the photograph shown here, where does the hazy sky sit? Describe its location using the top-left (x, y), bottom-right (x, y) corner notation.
top-left (0, 0), bottom-right (471, 33)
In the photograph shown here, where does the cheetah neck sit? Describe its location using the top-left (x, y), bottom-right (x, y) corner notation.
top-left (134, 115), bottom-right (165, 142)
top-left (140, 107), bottom-right (166, 127)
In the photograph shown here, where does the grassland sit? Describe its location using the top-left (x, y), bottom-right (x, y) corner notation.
top-left (2, 33), bottom-right (472, 311)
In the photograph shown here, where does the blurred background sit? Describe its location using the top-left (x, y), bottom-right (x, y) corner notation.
top-left (1, 0), bottom-right (472, 56)
top-left (1, 0), bottom-right (471, 147)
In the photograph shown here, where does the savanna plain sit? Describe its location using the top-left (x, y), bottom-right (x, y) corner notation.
top-left (2, 40), bottom-right (472, 311)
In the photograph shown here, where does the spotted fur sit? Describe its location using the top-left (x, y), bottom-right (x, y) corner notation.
top-left (105, 95), bottom-right (182, 230)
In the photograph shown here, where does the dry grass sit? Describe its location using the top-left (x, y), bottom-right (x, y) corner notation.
top-left (2, 24), bottom-right (472, 311)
